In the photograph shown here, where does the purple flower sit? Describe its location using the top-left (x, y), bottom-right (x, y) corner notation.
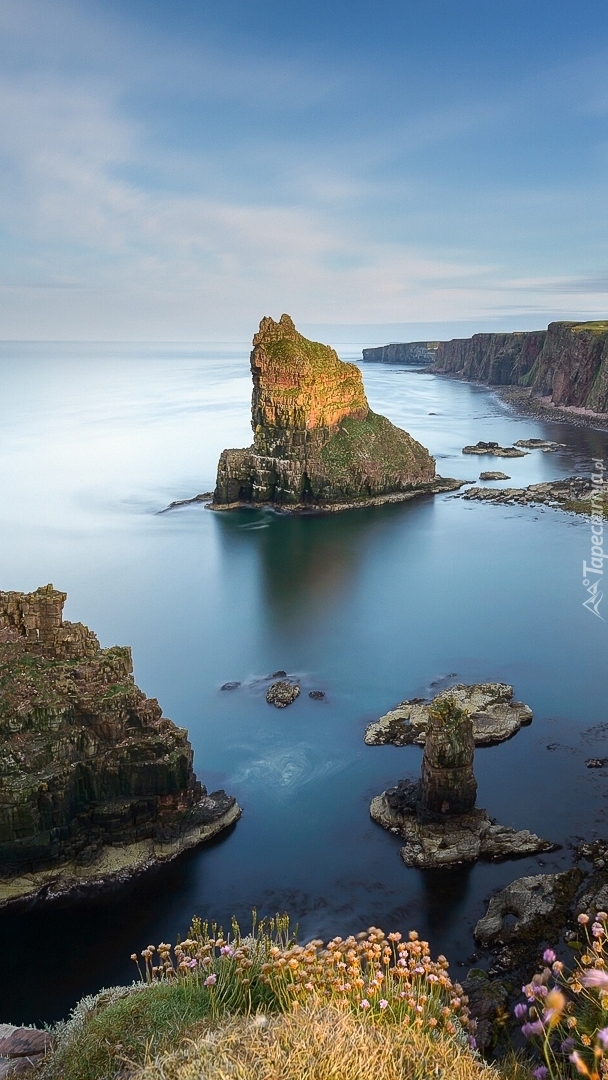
top-left (467, 1035), bottom-right (477, 1050)
top-left (533, 1068), bottom-right (549, 1080)
top-left (581, 968), bottom-right (608, 990)
top-left (187, 958), bottom-right (198, 968)
top-left (360, 999), bottom-right (370, 1009)
top-left (379, 999), bottom-right (388, 1010)
top-left (542, 949), bottom-right (556, 964)
top-left (522, 1021), bottom-right (544, 1039)
top-left (560, 1038), bottom-right (574, 1054)
top-left (204, 973), bottom-right (217, 987)
top-left (220, 945), bottom-right (234, 956)
top-left (598, 1027), bottom-right (608, 1049)
top-left (514, 1003), bottom-right (528, 1020)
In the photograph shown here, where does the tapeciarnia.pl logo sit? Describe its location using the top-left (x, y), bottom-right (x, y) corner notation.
top-left (582, 459), bottom-right (606, 619)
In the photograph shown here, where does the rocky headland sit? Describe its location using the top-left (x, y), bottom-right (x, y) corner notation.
top-left (431, 319), bottom-right (608, 425)
top-left (364, 683), bottom-right (533, 748)
top-left (0, 585), bottom-right (241, 910)
top-left (369, 696), bottom-right (553, 868)
top-left (212, 315), bottom-right (462, 511)
top-left (361, 341), bottom-right (439, 364)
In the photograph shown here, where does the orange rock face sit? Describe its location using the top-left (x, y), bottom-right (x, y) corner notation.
top-left (213, 315), bottom-right (448, 509)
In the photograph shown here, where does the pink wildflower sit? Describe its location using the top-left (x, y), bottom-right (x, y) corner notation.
top-left (542, 949), bottom-right (556, 964)
top-left (581, 968), bottom-right (608, 990)
top-left (360, 999), bottom-right (370, 1009)
top-left (204, 974), bottom-right (217, 987)
top-left (379, 999), bottom-right (388, 1010)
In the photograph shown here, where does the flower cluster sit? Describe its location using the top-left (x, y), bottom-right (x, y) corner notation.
top-left (515, 912), bottom-right (608, 1079)
top-left (131, 913), bottom-right (474, 1038)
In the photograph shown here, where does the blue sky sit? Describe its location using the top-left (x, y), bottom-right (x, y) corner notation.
top-left (1, 0), bottom-right (607, 340)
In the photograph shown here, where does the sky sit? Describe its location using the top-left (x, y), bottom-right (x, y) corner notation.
top-left (1, 0), bottom-right (607, 342)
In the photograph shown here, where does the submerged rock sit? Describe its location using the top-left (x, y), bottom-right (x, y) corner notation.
top-left (0, 585), bottom-right (241, 910)
top-left (369, 695), bottom-right (553, 868)
top-left (462, 441), bottom-right (527, 458)
top-left (212, 315), bottom-right (462, 511)
top-left (474, 869), bottom-right (584, 945)
top-left (309, 690), bottom-right (325, 700)
top-left (266, 681), bottom-right (301, 708)
top-left (364, 683), bottom-right (533, 748)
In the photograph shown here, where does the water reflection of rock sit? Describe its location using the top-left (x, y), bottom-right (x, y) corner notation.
top-left (214, 506), bottom-right (384, 622)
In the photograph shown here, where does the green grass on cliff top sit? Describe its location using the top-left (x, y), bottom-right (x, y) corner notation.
top-left (319, 410), bottom-right (432, 489)
top-left (569, 320), bottom-right (608, 334)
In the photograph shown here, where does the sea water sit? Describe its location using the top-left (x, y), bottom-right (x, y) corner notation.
top-left (0, 341), bottom-right (607, 1023)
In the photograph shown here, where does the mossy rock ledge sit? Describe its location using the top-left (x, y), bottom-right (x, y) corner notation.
top-left (212, 315), bottom-right (462, 511)
top-left (0, 585), bottom-right (241, 909)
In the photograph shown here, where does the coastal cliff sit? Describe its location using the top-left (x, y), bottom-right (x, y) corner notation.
top-left (213, 315), bottom-right (459, 509)
top-left (432, 320), bottom-right (608, 413)
top-left (0, 585), bottom-right (240, 909)
top-left (362, 341), bottom-right (438, 364)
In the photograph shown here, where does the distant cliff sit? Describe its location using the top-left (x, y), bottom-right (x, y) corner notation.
top-left (213, 315), bottom-right (460, 510)
top-left (362, 342), bottom-right (439, 364)
top-left (0, 585), bottom-right (240, 909)
top-left (432, 321), bottom-right (608, 413)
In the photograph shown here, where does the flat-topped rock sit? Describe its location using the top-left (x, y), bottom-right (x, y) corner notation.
top-left (364, 683), bottom-right (532, 748)
top-left (0, 585), bottom-right (241, 910)
top-left (462, 441), bottom-right (527, 458)
top-left (479, 471), bottom-right (511, 480)
top-left (513, 438), bottom-right (565, 451)
top-left (212, 315), bottom-right (463, 511)
top-left (370, 795), bottom-right (555, 868)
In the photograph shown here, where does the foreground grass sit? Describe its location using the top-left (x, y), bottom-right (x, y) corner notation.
top-left (40, 983), bottom-right (215, 1080)
top-left (133, 1002), bottom-right (506, 1080)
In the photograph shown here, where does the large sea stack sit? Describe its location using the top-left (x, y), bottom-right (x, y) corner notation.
top-left (213, 315), bottom-right (460, 510)
top-left (0, 585), bottom-right (241, 909)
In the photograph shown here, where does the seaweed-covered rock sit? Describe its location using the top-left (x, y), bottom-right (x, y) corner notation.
top-left (0, 585), bottom-right (241, 909)
top-left (266, 681), bottom-right (300, 708)
top-left (213, 315), bottom-right (461, 510)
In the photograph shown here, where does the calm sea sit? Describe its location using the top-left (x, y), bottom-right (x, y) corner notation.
top-left (0, 341), bottom-right (607, 1023)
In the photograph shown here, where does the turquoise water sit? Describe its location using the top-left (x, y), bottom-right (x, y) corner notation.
top-left (0, 342), bottom-right (607, 1023)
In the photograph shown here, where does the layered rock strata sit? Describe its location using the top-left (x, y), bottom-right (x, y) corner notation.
top-left (0, 585), bottom-right (241, 909)
top-left (362, 342), bottom-right (439, 364)
top-left (432, 321), bottom-right (608, 414)
top-left (213, 315), bottom-right (461, 510)
top-left (364, 683), bottom-right (533, 748)
top-left (370, 697), bottom-right (553, 868)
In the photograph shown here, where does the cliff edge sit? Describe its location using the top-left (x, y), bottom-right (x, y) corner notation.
top-left (213, 315), bottom-right (459, 509)
top-left (0, 585), bottom-right (241, 909)
top-left (432, 320), bottom-right (608, 414)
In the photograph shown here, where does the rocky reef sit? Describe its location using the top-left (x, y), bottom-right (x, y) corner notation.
top-left (361, 341), bottom-right (439, 364)
top-left (462, 441), bottom-right (526, 458)
top-left (364, 683), bottom-right (533, 748)
top-left (0, 585), bottom-right (241, 909)
top-left (460, 476), bottom-right (607, 517)
top-left (432, 320), bottom-right (608, 416)
top-left (213, 315), bottom-right (461, 511)
top-left (369, 696), bottom-right (553, 868)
